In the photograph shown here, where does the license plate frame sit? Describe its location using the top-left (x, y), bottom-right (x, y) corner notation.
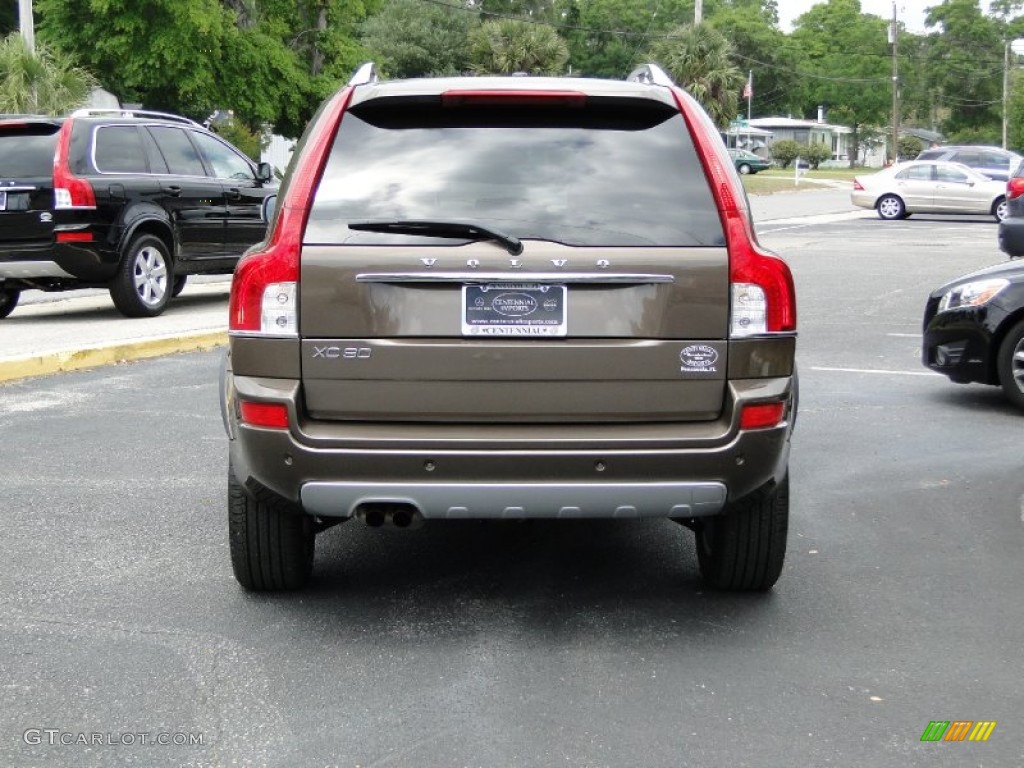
top-left (462, 283), bottom-right (567, 337)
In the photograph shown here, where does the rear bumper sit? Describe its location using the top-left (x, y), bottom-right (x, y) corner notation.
top-left (998, 217), bottom-right (1024, 258)
top-left (224, 370), bottom-right (795, 519)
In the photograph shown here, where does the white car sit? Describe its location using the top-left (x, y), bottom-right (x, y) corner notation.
top-left (851, 160), bottom-right (1008, 222)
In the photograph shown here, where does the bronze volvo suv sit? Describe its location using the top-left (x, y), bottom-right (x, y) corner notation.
top-left (221, 63), bottom-right (798, 592)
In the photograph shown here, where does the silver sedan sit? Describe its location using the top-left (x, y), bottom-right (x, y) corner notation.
top-left (851, 160), bottom-right (1008, 222)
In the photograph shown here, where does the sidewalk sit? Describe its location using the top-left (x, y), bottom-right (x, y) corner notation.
top-left (0, 280), bottom-right (230, 382)
top-left (0, 185), bottom-right (860, 383)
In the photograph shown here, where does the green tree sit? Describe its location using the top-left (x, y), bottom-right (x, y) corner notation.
top-left (647, 23), bottom-right (744, 128)
top-left (0, 33), bottom-right (96, 114)
top-left (897, 134), bottom-right (923, 160)
top-left (707, 1), bottom-right (802, 118)
top-left (361, 0), bottom-right (478, 78)
top-left (468, 18), bottom-right (569, 74)
top-left (788, 0), bottom-right (892, 165)
top-left (804, 141), bottom-right (833, 168)
top-left (923, 0), bottom-right (1004, 140)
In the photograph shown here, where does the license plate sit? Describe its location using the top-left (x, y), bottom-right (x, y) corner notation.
top-left (0, 192), bottom-right (6, 211)
top-left (462, 283), bottom-right (567, 337)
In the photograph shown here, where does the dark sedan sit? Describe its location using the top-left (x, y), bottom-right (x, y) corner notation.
top-left (923, 259), bottom-right (1024, 410)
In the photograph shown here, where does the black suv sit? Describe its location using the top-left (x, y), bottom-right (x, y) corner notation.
top-left (222, 63), bottom-right (798, 593)
top-left (0, 109), bottom-right (276, 318)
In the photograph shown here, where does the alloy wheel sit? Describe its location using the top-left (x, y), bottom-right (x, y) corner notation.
top-left (132, 245), bottom-right (169, 307)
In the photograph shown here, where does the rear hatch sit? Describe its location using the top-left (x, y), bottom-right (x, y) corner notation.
top-left (299, 87), bottom-right (729, 423)
top-left (0, 119), bottom-right (60, 253)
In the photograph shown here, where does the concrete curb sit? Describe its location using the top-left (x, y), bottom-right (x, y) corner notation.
top-left (0, 331), bottom-right (228, 383)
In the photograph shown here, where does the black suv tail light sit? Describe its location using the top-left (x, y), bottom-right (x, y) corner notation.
top-left (52, 121), bottom-right (95, 209)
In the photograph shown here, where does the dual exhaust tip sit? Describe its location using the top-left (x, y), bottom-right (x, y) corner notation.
top-left (355, 504), bottom-right (423, 529)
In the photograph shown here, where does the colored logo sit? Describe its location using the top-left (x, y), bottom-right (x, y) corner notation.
top-left (920, 721), bottom-right (997, 742)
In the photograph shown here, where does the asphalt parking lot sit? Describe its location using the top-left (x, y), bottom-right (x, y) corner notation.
top-left (1, 186), bottom-right (1021, 767)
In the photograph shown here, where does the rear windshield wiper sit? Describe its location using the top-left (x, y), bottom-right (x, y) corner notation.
top-left (347, 219), bottom-right (524, 256)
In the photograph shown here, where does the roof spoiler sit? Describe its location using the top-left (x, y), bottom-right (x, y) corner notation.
top-left (626, 64), bottom-right (676, 87)
top-left (348, 62), bottom-right (380, 87)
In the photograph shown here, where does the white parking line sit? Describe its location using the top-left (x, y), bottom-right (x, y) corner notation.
top-left (886, 333), bottom-right (922, 338)
top-left (810, 365), bottom-right (941, 377)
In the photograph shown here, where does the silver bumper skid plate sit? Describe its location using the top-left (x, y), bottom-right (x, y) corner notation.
top-left (300, 481), bottom-right (727, 520)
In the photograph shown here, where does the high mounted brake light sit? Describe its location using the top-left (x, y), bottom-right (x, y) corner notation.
top-left (229, 86), bottom-right (356, 334)
top-left (441, 90), bottom-right (587, 108)
top-left (669, 87), bottom-right (796, 336)
top-left (53, 121), bottom-right (96, 210)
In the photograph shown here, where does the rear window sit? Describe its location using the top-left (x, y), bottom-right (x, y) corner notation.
top-left (305, 97), bottom-right (725, 247)
top-left (0, 124), bottom-right (59, 178)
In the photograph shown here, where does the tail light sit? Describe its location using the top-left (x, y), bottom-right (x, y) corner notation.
top-left (1007, 177), bottom-right (1024, 201)
top-left (853, 179), bottom-right (865, 191)
top-left (229, 86), bottom-right (356, 335)
top-left (671, 88), bottom-right (796, 336)
top-left (52, 121), bottom-right (96, 209)
top-left (442, 90), bottom-right (586, 108)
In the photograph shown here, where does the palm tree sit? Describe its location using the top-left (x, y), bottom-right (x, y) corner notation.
top-left (647, 24), bottom-right (744, 129)
top-left (0, 33), bottom-right (96, 115)
top-left (469, 19), bottom-right (569, 76)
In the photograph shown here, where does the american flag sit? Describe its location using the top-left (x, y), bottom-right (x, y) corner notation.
top-left (742, 79), bottom-right (752, 100)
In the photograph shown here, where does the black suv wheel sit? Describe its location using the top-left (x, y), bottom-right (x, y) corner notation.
top-left (110, 234), bottom-right (173, 318)
top-left (0, 284), bottom-right (19, 318)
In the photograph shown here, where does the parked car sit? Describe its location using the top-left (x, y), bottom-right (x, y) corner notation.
top-left (923, 260), bottom-right (1024, 411)
top-left (996, 158), bottom-right (1024, 257)
top-left (221, 63), bottom-right (798, 592)
top-left (728, 148), bottom-right (771, 175)
top-left (851, 160), bottom-right (1008, 221)
top-left (915, 145), bottom-right (1022, 182)
top-left (0, 109), bottom-right (276, 319)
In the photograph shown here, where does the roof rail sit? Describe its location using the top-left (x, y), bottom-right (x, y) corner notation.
top-left (68, 108), bottom-right (201, 127)
top-left (626, 64), bottom-right (676, 88)
top-left (348, 62), bottom-right (379, 87)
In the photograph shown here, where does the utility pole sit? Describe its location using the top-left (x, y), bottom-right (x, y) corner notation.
top-left (1003, 41), bottom-right (1010, 150)
top-left (19, 0), bottom-right (35, 53)
top-left (695, 0), bottom-right (702, 25)
top-left (890, 2), bottom-right (899, 163)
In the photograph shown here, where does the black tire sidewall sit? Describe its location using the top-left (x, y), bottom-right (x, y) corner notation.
top-left (0, 286), bottom-right (20, 319)
top-left (997, 318), bottom-right (1024, 411)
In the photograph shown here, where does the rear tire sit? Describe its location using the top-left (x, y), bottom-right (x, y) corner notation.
top-left (110, 234), bottom-right (172, 317)
top-left (0, 284), bottom-right (20, 318)
top-left (996, 318), bottom-right (1024, 411)
top-left (877, 194), bottom-right (906, 220)
top-left (228, 464), bottom-right (314, 591)
top-left (696, 475), bottom-right (789, 591)
top-left (994, 196), bottom-right (1009, 223)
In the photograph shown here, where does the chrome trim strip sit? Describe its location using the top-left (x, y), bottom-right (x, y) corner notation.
top-left (300, 481), bottom-right (727, 520)
top-left (0, 185), bottom-right (37, 193)
top-left (0, 261), bottom-right (75, 279)
top-left (355, 271), bottom-right (674, 285)
top-left (228, 331), bottom-right (298, 340)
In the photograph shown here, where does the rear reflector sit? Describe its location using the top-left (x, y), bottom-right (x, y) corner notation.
top-left (740, 402), bottom-right (786, 430)
top-left (441, 90), bottom-right (586, 108)
top-left (56, 231), bottom-right (94, 243)
top-left (239, 401), bottom-right (289, 429)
